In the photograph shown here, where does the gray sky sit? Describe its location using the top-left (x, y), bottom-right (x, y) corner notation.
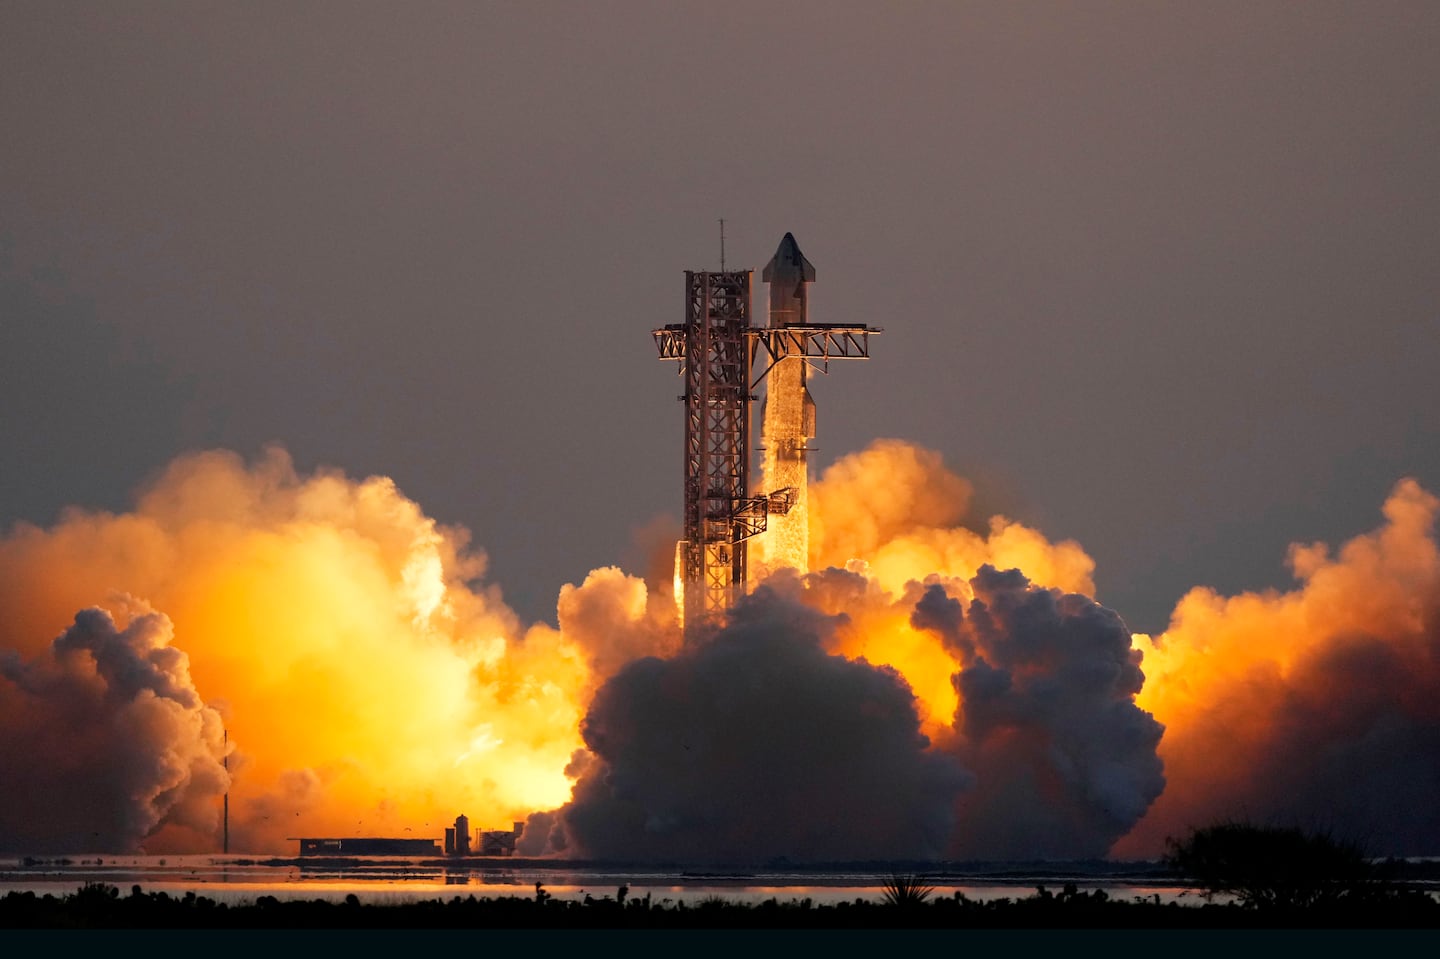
top-left (3, 0), bottom-right (1438, 634)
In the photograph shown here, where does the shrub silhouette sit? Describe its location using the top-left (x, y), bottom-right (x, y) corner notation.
top-left (880, 873), bottom-right (936, 908)
top-left (3, 870), bottom-right (1439, 929)
top-left (1163, 820), bottom-right (1377, 910)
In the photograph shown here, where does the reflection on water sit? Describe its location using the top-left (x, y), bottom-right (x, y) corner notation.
top-left (0, 854), bottom-right (1221, 907)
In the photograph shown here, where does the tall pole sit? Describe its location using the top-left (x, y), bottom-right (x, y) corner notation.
top-left (223, 727), bottom-right (229, 855)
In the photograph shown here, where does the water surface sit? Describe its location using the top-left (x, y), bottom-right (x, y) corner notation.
top-left (0, 854), bottom-right (1212, 907)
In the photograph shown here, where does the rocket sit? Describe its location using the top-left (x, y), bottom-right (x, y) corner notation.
top-left (763, 232), bottom-right (816, 327)
top-left (762, 232), bottom-right (818, 444)
top-left (758, 233), bottom-right (818, 574)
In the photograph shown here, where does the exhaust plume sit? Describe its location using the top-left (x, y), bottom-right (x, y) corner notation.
top-left (3, 437), bottom-right (1436, 862)
top-left (539, 588), bottom-right (972, 864)
top-left (1117, 477), bottom-right (1440, 858)
top-left (529, 440), bottom-right (1165, 861)
top-left (0, 601), bottom-right (227, 853)
top-left (809, 439), bottom-right (1096, 599)
top-left (0, 447), bottom-right (593, 853)
top-left (911, 568), bottom-right (1166, 859)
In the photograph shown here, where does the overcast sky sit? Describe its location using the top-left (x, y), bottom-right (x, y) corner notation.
top-left (4, 0), bottom-right (1438, 634)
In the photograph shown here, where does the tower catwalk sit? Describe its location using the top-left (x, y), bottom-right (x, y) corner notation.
top-left (654, 235), bottom-right (878, 635)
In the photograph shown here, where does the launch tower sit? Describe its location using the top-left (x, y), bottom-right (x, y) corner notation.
top-left (654, 234), bottom-right (878, 633)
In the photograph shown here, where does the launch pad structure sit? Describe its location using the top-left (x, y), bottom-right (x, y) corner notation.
top-left (654, 233), bottom-right (879, 632)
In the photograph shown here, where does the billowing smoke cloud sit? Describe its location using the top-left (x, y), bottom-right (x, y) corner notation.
top-left (792, 441), bottom-right (1108, 740)
top-left (0, 600), bottom-right (227, 853)
top-left (809, 439), bottom-right (1096, 599)
top-left (551, 566), bottom-right (679, 685)
top-left (1116, 478), bottom-right (1440, 858)
top-left (541, 588), bottom-right (971, 864)
top-left (536, 565), bottom-right (1166, 864)
top-left (910, 568), bottom-right (1165, 859)
top-left (4, 437), bottom-right (1438, 862)
top-left (527, 441), bottom-right (1166, 862)
top-left (0, 447), bottom-right (599, 853)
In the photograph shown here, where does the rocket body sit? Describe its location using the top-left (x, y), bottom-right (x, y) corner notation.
top-left (758, 234), bottom-right (817, 575)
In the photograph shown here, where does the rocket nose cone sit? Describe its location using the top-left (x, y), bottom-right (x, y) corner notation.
top-left (763, 232), bottom-right (817, 284)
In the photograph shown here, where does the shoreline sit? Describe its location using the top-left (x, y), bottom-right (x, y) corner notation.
top-left (4, 878), bottom-right (1440, 930)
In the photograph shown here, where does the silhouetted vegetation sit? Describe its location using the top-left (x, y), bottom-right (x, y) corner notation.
top-left (1162, 820), bottom-right (1395, 912)
top-left (1, 874), bottom-right (1436, 929)
top-left (5, 827), bottom-right (1437, 930)
top-left (880, 873), bottom-right (936, 908)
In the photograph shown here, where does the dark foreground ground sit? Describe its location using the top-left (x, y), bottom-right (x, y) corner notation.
top-left (3, 880), bottom-right (1439, 930)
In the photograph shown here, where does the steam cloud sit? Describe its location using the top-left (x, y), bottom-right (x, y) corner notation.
top-left (1, 439), bottom-right (1438, 860)
top-left (911, 569), bottom-right (1165, 859)
top-left (0, 447), bottom-right (596, 853)
top-left (0, 601), bottom-right (226, 853)
top-left (527, 442), bottom-right (1164, 861)
top-left (551, 588), bottom-right (971, 863)
top-left (1117, 478), bottom-right (1440, 858)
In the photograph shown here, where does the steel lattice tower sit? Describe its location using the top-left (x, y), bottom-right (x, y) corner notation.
top-left (655, 242), bottom-right (878, 635)
top-left (663, 270), bottom-right (760, 624)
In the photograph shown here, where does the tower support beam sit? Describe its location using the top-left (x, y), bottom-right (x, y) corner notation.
top-left (660, 270), bottom-right (757, 629)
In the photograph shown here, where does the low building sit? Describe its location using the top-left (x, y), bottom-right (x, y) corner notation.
top-left (478, 822), bottom-right (525, 856)
top-left (297, 837), bottom-right (442, 857)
